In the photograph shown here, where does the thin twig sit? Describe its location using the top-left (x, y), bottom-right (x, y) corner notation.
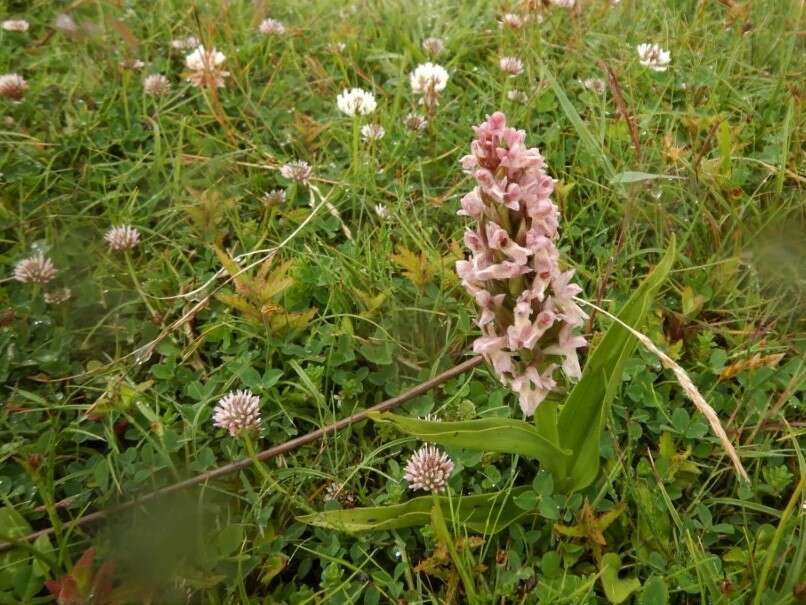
top-left (0, 356), bottom-right (484, 553)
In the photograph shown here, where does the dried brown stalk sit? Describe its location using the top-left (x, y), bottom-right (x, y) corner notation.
top-left (600, 61), bottom-right (641, 163)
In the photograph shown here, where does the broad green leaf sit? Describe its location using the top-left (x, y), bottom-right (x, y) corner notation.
top-left (600, 553), bottom-right (642, 604)
top-left (0, 508), bottom-right (32, 591)
top-left (368, 413), bottom-right (571, 462)
top-left (640, 576), bottom-right (669, 605)
top-left (358, 328), bottom-right (395, 365)
top-left (555, 239), bottom-right (676, 492)
top-left (534, 400), bottom-right (560, 448)
top-left (215, 524), bottom-right (244, 557)
top-left (298, 487), bottom-right (529, 534)
top-left (31, 535), bottom-right (53, 578)
top-left (514, 490), bottom-right (538, 511)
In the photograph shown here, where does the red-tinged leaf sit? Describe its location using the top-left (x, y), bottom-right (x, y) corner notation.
top-left (92, 561), bottom-right (117, 604)
top-left (46, 576), bottom-right (82, 605)
top-left (71, 547), bottom-right (96, 592)
top-left (44, 579), bottom-right (62, 596)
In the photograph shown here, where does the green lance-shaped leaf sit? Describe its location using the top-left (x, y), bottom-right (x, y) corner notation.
top-left (550, 238), bottom-right (676, 492)
top-left (298, 487), bottom-right (529, 534)
top-left (368, 412), bottom-right (571, 463)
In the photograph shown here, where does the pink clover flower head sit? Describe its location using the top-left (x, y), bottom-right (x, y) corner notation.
top-left (213, 389), bottom-right (261, 436)
top-left (403, 445), bottom-right (454, 492)
top-left (104, 225), bottom-right (140, 251)
top-left (13, 253), bottom-right (57, 284)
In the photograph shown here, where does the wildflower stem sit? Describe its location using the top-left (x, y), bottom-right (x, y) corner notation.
top-left (753, 473), bottom-right (805, 605)
top-left (124, 251), bottom-right (157, 318)
top-left (121, 71), bottom-right (131, 130)
top-left (242, 433), bottom-right (316, 515)
top-left (351, 118), bottom-right (361, 181)
top-left (431, 492), bottom-right (480, 603)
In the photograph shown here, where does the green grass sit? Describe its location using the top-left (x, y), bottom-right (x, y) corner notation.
top-left (1, 0), bottom-right (804, 603)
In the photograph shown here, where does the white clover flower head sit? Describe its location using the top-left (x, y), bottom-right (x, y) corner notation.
top-left (0, 73), bottom-right (27, 100)
top-left (499, 56), bottom-right (524, 76)
top-left (336, 88), bottom-right (377, 117)
top-left (213, 389), bottom-right (261, 437)
top-left (374, 204), bottom-right (389, 219)
top-left (360, 123), bottom-right (385, 141)
top-left (44, 287), bottom-right (72, 305)
top-left (404, 113), bottom-right (428, 131)
top-left (185, 45), bottom-right (226, 71)
top-left (410, 62), bottom-right (448, 111)
top-left (499, 13), bottom-right (525, 29)
top-left (259, 18), bottom-right (286, 35)
top-left (184, 46), bottom-right (230, 88)
top-left (104, 225), bottom-right (141, 251)
top-left (54, 14), bottom-right (78, 33)
top-left (550, 0), bottom-right (576, 7)
top-left (280, 160), bottom-right (312, 184)
top-left (507, 89), bottom-right (529, 104)
top-left (421, 37), bottom-right (445, 57)
top-left (404, 445), bottom-right (454, 493)
top-left (262, 189), bottom-right (286, 207)
top-left (636, 43), bottom-right (671, 72)
top-left (171, 36), bottom-right (200, 50)
top-left (580, 78), bottom-right (606, 94)
top-left (13, 253), bottom-right (57, 284)
top-left (410, 62), bottom-right (449, 95)
top-left (144, 74), bottom-right (171, 97)
top-left (2, 20), bottom-right (30, 32)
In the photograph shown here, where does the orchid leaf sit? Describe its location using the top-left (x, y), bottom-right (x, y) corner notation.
top-left (298, 487), bottom-right (529, 534)
top-left (554, 238), bottom-right (676, 492)
top-left (368, 412), bottom-right (571, 463)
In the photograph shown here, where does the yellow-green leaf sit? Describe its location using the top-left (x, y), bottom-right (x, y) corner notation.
top-left (369, 413), bottom-right (571, 463)
top-left (298, 488), bottom-right (529, 534)
top-left (600, 553), bottom-right (641, 604)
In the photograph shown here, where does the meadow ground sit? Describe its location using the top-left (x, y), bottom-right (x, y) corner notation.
top-left (1, 0), bottom-right (804, 603)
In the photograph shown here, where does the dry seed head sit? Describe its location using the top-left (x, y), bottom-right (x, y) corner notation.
top-left (0, 73), bottom-right (27, 100)
top-left (144, 74), bottom-right (171, 97)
